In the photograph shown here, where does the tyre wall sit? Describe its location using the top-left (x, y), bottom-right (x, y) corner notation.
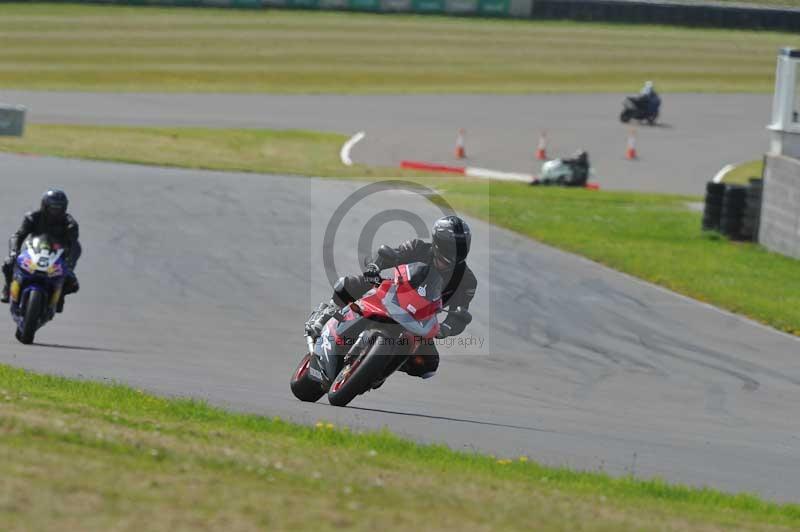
top-left (531, 1), bottom-right (800, 31)
top-left (13, 0), bottom-right (800, 28)
top-left (24, 0), bottom-right (534, 18)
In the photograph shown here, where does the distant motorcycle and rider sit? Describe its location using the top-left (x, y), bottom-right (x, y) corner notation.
top-left (1, 189), bottom-right (81, 344)
top-left (533, 149), bottom-right (591, 188)
top-left (620, 80), bottom-right (661, 125)
top-left (291, 215), bottom-right (477, 406)
top-left (529, 83), bottom-right (661, 188)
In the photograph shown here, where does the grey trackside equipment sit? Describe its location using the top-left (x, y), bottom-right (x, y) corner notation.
top-left (0, 103), bottom-right (25, 137)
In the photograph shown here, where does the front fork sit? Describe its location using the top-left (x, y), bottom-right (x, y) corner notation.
top-left (307, 329), bottom-right (377, 387)
top-left (9, 279), bottom-right (21, 305)
top-left (9, 275), bottom-right (62, 320)
top-left (46, 284), bottom-right (62, 319)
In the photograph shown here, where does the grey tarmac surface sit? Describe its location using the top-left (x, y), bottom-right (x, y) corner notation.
top-left (5, 90), bottom-right (771, 195)
top-left (1, 153), bottom-right (799, 502)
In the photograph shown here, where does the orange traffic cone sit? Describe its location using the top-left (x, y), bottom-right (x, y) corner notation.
top-left (625, 129), bottom-right (638, 160)
top-left (535, 131), bottom-right (548, 161)
top-left (455, 129), bottom-right (466, 159)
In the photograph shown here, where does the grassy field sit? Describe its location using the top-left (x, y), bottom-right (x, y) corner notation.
top-left (0, 3), bottom-right (796, 93)
top-left (2, 124), bottom-right (798, 335)
top-left (1, 363), bottom-right (799, 531)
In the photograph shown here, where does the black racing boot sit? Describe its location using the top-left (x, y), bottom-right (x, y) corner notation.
top-left (304, 300), bottom-right (342, 340)
top-left (399, 355), bottom-right (437, 379)
top-left (58, 274), bottom-right (79, 313)
top-left (1, 284), bottom-right (9, 304)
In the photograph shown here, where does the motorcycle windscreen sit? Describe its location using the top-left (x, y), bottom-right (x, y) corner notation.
top-left (19, 234), bottom-right (66, 278)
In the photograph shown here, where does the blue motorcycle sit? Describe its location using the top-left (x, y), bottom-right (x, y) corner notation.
top-left (8, 234), bottom-right (68, 344)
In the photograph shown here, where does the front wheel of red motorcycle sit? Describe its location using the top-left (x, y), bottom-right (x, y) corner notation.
top-left (328, 334), bottom-right (391, 407)
top-left (290, 353), bottom-right (326, 403)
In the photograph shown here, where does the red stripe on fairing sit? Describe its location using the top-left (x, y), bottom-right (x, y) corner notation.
top-left (400, 161), bottom-right (466, 174)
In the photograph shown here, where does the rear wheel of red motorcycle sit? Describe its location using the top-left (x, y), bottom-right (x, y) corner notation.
top-left (328, 334), bottom-right (391, 407)
top-left (18, 290), bottom-right (43, 345)
top-left (290, 353), bottom-right (326, 403)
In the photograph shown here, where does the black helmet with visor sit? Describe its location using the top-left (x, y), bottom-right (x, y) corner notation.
top-left (41, 189), bottom-right (68, 223)
top-left (431, 216), bottom-right (471, 269)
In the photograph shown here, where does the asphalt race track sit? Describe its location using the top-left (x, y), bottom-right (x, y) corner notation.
top-left (1, 153), bottom-right (799, 502)
top-left (6, 90), bottom-right (770, 195)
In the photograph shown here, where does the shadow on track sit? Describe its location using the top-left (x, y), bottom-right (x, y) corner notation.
top-left (35, 342), bottom-right (131, 354)
top-left (621, 122), bottom-right (673, 129)
top-left (347, 405), bottom-right (556, 434)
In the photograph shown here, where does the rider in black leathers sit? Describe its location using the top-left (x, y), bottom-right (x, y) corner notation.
top-left (306, 216), bottom-right (477, 379)
top-left (1, 190), bottom-right (81, 311)
top-left (637, 80), bottom-right (661, 116)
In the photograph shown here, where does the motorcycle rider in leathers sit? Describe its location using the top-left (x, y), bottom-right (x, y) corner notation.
top-left (1, 190), bottom-right (81, 311)
top-left (306, 215), bottom-right (477, 379)
top-left (637, 80), bottom-right (661, 116)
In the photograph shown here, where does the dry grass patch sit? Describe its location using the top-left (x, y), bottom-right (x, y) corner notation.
top-left (0, 3), bottom-right (791, 93)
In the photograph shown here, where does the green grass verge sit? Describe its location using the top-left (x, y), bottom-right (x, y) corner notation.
top-left (723, 159), bottom-right (765, 185)
top-left (0, 124), bottom-right (410, 179)
top-left (435, 180), bottom-right (800, 335)
top-left (1, 124), bottom-right (798, 335)
top-left (1, 363), bottom-right (799, 530)
top-left (0, 3), bottom-right (795, 93)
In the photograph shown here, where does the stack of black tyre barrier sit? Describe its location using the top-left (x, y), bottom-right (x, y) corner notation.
top-left (702, 180), bottom-right (763, 241)
top-left (530, 1), bottom-right (800, 32)
top-left (720, 185), bottom-right (748, 239)
top-left (741, 179), bottom-right (763, 241)
top-left (702, 182), bottom-right (726, 232)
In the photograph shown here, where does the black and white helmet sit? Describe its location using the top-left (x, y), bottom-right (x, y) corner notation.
top-left (431, 216), bottom-right (471, 268)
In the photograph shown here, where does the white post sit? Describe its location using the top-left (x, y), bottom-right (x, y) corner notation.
top-left (760, 47), bottom-right (800, 258)
top-left (768, 48), bottom-right (800, 158)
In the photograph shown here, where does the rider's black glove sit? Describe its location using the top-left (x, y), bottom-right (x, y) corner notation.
top-left (363, 263), bottom-right (381, 285)
top-left (437, 308), bottom-right (472, 339)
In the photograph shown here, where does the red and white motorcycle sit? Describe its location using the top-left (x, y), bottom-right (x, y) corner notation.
top-left (290, 261), bottom-right (443, 407)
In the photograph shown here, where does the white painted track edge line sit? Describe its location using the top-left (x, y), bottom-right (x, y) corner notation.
top-left (712, 163), bottom-right (736, 184)
top-left (465, 166), bottom-right (534, 183)
top-left (340, 131), bottom-right (366, 166)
